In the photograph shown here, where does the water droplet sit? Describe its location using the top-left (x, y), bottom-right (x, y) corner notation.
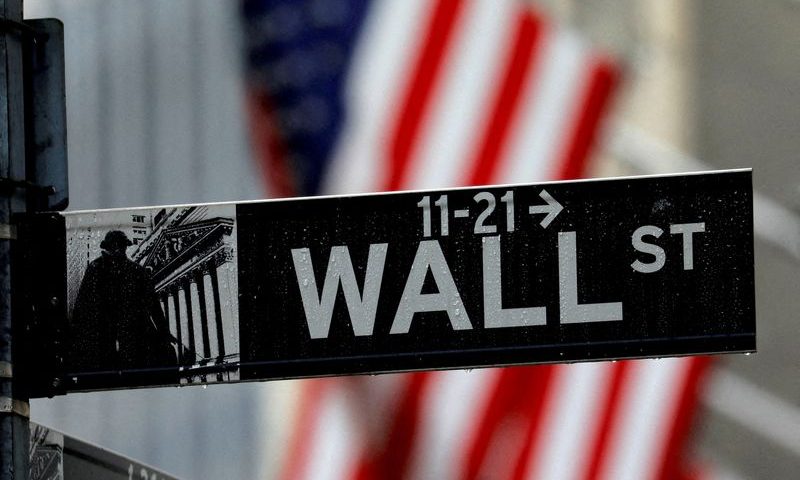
top-left (302, 278), bottom-right (309, 287)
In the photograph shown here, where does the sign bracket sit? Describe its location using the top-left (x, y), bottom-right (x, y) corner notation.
top-left (0, 397), bottom-right (28, 418)
top-left (0, 224), bottom-right (15, 240)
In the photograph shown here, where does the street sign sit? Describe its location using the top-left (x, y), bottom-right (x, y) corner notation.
top-left (17, 170), bottom-right (755, 397)
top-left (29, 422), bottom-right (178, 480)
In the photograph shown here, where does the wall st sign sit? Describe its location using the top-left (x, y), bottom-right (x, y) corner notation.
top-left (16, 170), bottom-right (755, 397)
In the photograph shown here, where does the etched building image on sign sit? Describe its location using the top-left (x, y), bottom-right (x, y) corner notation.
top-left (64, 204), bottom-right (240, 386)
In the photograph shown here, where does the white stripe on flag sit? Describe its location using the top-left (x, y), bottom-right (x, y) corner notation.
top-left (408, 0), bottom-right (517, 189)
top-left (407, 369), bottom-right (501, 480)
top-left (302, 383), bottom-right (362, 480)
top-left (322, 0), bottom-right (429, 194)
top-left (599, 358), bottom-right (691, 480)
top-left (526, 363), bottom-right (615, 480)
top-left (497, 28), bottom-right (587, 183)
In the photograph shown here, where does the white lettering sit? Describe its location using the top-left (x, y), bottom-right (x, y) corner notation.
top-left (559, 231), bottom-right (623, 323)
top-left (482, 236), bottom-right (546, 328)
top-left (391, 240), bottom-right (472, 334)
top-left (669, 222), bottom-right (705, 270)
top-left (291, 244), bottom-right (387, 339)
top-left (631, 225), bottom-right (666, 273)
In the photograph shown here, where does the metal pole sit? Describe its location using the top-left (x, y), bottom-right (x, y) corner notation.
top-left (0, 0), bottom-right (29, 478)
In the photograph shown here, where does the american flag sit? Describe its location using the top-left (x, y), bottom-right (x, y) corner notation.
top-left (242, 0), bottom-right (710, 478)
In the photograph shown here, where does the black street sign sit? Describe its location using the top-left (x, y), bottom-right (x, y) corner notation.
top-left (16, 170), bottom-right (755, 397)
top-left (29, 422), bottom-right (179, 480)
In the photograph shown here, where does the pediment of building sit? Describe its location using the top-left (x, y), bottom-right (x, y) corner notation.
top-left (139, 218), bottom-right (233, 275)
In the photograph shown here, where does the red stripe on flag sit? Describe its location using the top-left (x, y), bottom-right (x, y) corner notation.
top-left (280, 379), bottom-right (328, 480)
top-left (676, 461), bottom-right (712, 480)
top-left (553, 56), bottom-right (621, 181)
top-left (509, 366), bottom-right (557, 480)
top-left (459, 366), bottom-right (554, 480)
top-left (353, 373), bottom-right (432, 480)
top-left (245, 89), bottom-right (296, 198)
top-left (386, 0), bottom-right (465, 191)
top-left (466, 10), bottom-right (544, 186)
top-left (582, 361), bottom-right (632, 480)
top-left (656, 358), bottom-right (713, 480)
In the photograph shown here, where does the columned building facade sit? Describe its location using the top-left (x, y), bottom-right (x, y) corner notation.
top-left (132, 206), bottom-right (239, 382)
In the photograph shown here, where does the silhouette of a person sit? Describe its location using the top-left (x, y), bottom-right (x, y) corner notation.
top-left (71, 230), bottom-right (177, 372)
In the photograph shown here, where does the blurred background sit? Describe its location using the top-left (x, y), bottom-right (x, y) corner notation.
top-left (22, 0), bottom-right (799, 479)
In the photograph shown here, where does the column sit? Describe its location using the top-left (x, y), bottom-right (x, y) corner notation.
top-left (203, 271), bottom-right (219, 360)
top-left (219, 256), bottom-right (239, 357)
top-left (183, 279), bottom-right (196, 362)
top-left (195, 269), bottom-right (212, 360)
top-left (209, 266), bottom-right (225, 360)
top-left (171, 288), bottom-right (182, 364)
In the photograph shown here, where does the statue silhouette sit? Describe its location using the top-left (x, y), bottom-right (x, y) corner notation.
top-left (70, 230), bottom-right (177, 372)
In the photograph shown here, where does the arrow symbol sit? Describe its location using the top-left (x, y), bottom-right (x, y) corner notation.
top-left (528, 189), bottom-right (563, 228)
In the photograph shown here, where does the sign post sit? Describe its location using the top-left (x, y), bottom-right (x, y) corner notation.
top-left (17, 169), bottom-right (756, 397)
top-left (1, 1), bottom-right (30, 478)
